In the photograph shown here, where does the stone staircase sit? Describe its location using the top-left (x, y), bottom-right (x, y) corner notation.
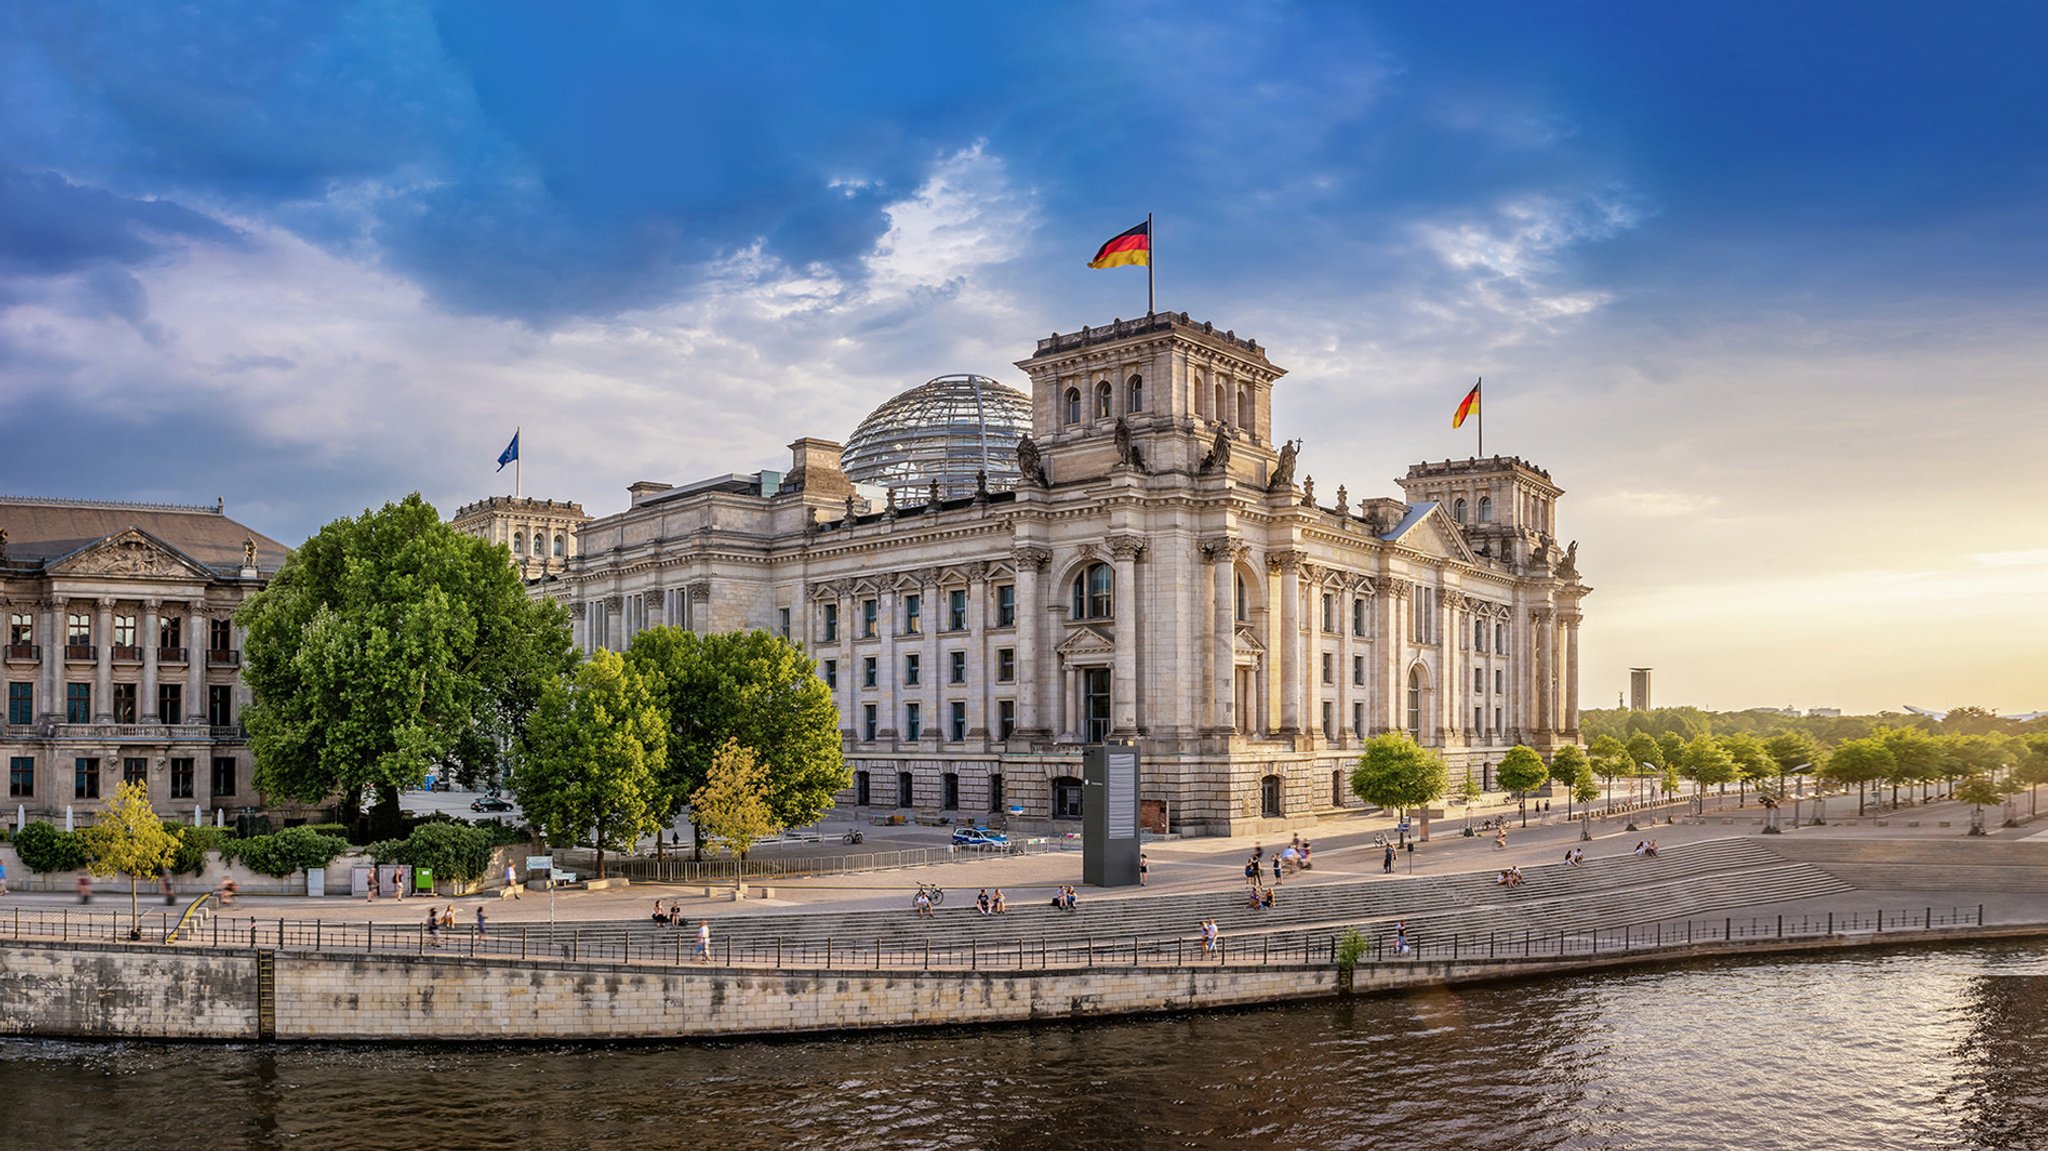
top-left (1758, 836), bottom-right (2048, 893)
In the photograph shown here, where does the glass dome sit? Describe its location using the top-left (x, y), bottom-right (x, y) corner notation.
top-left (841, 374), bottom-right (1032, 501)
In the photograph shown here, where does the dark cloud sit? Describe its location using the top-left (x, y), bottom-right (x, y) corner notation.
top-left (0, 170), bottom-right (242, 274)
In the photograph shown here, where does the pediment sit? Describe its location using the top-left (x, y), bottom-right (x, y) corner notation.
top-left (48, 529), bottom-right (213, 580)
top-left (1234, 627), bottom-right (1265, 662)
top-left (1383, 503), bottom-right (1479, 565)
top-left (1055, 624), bottom-right (1116, 659)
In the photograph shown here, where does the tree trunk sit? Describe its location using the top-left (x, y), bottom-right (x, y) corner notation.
top-left (369, 785), bottom-right (403, 841)
top-left (130, 875), bottom-right (140, 937)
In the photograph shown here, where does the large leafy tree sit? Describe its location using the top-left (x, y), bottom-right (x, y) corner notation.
top-left (1625, 732), bottom-right (1665, 803)
top-left (1820, 737), bottom-right (1895, 815)
top-left (239, 494), bottom-right (575, 833)
top-left (1682, 735), bottom-right (1738, 809)
top-left (2015, 733), bottom-right (2048, 819)
top-left (692, 739), bottom-right (784, 878)
top-left (1587, 734), bottom-right (1628, 806)
top-left (1350, 733), bottom-right (1449, 823)
top-left (80, 781), bottom-right (179, 936)
top-left (512, 649), bottom-right (667, 879)
top-left (1717, 732), bottom-right (1771, 804)
top-left (1550, 745), bottom-right (1590, 815)
top-left (1764, 730), bottom-right (1821, 777)
top-left (1880, 726), bottom-right (1951, 806)
top-left (627, 627), bottom-right (847, 852)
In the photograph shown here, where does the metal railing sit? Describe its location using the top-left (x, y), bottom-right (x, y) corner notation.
top-left (558, 836), bottom-right (1081, 884)
top-left (2, 903), bottom-right (1989, 973)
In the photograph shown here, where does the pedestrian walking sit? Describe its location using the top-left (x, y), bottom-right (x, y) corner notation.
top-left (160, 867), bottom-right (176, 905)
top-left (694, 919), bottom-right (712, 962)
top-left (76, 872), bottom-right (92, 904)
top-left (426, 906), bottom-right (440, 946)
top-left (0, 856), bottom-right (9, 895)
top-left (475, 906), bottom-right (487, 937)
top-left (1139, 853), bottom-right (1149, 886)
top-left (1383, 844), bottom-right (1395, 874)
top-left (367, 868), bottom-right (379, 902)
top-left (1394, 920), bottom-right (1410, 956)
top-left (506, 862), bottom-right (521, 898)
top-left (1272, 855), bottom-right (1282, 885)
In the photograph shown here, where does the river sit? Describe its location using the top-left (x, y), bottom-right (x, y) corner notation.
top-left (3, 941), bottom-right (2043, 1150)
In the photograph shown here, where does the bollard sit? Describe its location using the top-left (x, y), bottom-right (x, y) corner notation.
top-left (1777, 915), bottom-right (1783, 938)
top-left (1925, 906), bottom-right (1931, 929)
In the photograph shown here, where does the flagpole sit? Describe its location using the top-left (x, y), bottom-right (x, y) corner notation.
top-left (1147, 211), bottom-right (1155, 315)
top-left (515, 425), bottom-right (522, 499)
top-left (1476, 381), bottom-right (1483, 457)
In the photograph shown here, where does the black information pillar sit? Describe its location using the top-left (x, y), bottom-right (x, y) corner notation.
top-left (1082, 741), bottom-right (1141, 887)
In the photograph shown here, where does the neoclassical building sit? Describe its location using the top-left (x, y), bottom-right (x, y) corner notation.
top-left (541, 313), bottom-right (1589, 835)
top-left (449, 495), bottom-right (591, 580)
top-left (0, 497), bottom-right (287, 820)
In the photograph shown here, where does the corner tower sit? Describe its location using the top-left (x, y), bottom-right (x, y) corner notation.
top-left (1014, 313), bottom-right (1286, 486)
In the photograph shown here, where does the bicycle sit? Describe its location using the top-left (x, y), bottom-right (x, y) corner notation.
top-left (843, 828), bottom-right (864, 845)
top-left (913, 882), bottom-right (945, 909)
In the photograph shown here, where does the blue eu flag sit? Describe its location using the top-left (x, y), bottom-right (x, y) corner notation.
top-left (496, 431), bottom-right (519, 472)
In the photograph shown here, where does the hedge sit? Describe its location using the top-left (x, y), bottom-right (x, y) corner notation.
top-left (12, 822), bottom-right (86, 873)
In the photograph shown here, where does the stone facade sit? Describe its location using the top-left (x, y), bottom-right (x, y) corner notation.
top-left (541, 313), bottom-right (1590, 835)
top-left (448, 495), bottom-right (591, 580)
top-left (0, 497), bottom-right (289, 821)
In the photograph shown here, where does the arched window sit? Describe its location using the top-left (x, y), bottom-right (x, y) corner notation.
top-left (1072, 562), bottom-right (1113, 619)
top-left (1237, 387), bottom-right (1251, 435)
top-left (1332, 769), bottom-right (1346, 808)
top-left (1453, 498), bottom-right (1468, 523)
top-left (1407, 668), bottom-right (1424, 735)
top-left (511, 532), bottom-right (525, 555)
top-left (1234, 573), bottom-right (1248, 622)
top-left (1261, 774), bottom-right (1283, 817)
top-left (1478, 496), bottom-right (1494, 523)
top-left (1052, 775), bottom-right (1084, 819)
top-left (553, 534), bottom-right (565, 557)
top-left (1064, 387), bottom-right (1082, 425)
top-left (1127, 374), bottom-right (1143, 413)
top-left (1094, 380), bottom-right (1113, 419)
top-left (1214, 383), bottom-right (1228, 423)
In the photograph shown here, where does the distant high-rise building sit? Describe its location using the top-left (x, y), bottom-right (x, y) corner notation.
top-left (1629, 668), bottom-right (1653, 711)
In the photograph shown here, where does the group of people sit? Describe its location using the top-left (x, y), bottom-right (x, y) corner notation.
top-left (974, 888), bottom-right (1009, 915)
top-left (650, 899), bottom-right (689, 927)
top-left (1048, 884), bottom-right (1079, 910)
top-left (1495, 866), bottom-right (1526, 889)
top-left (1245, 885), bottom-right (1275, 910)
top-left (423, 904), bottom-right (486, 943)
top-left (1633, 839), bottom-right (1662, 858)
top-left (1560, 847), bottom-right (1586, 867)
top-left (1199, 917), bottom-right (1223, 957)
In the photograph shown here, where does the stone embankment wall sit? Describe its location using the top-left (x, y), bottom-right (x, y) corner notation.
top-left (5, 925), bottom-right (2046, 1042)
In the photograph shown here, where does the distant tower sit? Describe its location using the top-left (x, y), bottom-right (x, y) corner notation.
top-left (1629, 668), bottom-right (1653, 712)
top-left (449, 496), bottom-right (591, 581)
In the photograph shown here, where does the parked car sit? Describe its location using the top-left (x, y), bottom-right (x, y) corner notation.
top-left (951, 827), bottom-right (1009, 849)
top-left (471, 795), bottom-right (514, 812)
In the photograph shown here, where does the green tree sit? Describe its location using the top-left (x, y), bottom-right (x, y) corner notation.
top-left (1497, 745), bottom-right (1548, 824)
top-left (1625, 732), bottom-right (1664, 805)
top-left (1572, 755), bottom-right (1600, 838)
top-left (239, 493), bottom-right (576, 834)
top-left (512, 649), bottom-right (667, 879)
top-left (1550, 745), bottom-right (1590, 816)
top-left (1718, 732), bottom-right (1771, 804)
top-left (1820, 737), bottom-right (1895, 816)
top-left (1880, 726), bottom-right (1949, 806)
top-left (1350, 734), bottom-right (1449, 827)
top-left (1588, 734), bottom-right (1628, 804)
top-left (627, 627), bottom-right (847, 854)
top-left (1682, 734), bottom-right (1737, 810)
top-left (1764, 729), bottom-right (1820, 776)
top-left (2014, 733), bottom-right (2048, 819)
top-left (691, 739), bottom-right (784, 883)
top-left (1455, 770), bottom-right (1483, 831)
top-left (1954, 772), bottom-right (2011, 833)
top-left (1656, 732), bottom-right (1688, 774)
top-left (79, 781), bottom-right (180, 935)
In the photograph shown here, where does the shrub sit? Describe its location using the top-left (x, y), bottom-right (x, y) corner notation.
top-left (1335, 928), bottom-right (1369, 970)
top-left (221, 826), bottom-right (351, 878)
top-left (366, 821), bottom-right (497, 884)
top-left (167, 824), bottom-right (234, 875)
top-left (13, 821), bottom-right (86, 873)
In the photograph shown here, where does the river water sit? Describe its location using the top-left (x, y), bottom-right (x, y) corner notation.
top-left (4, 942), bottom-right (2045, 1151)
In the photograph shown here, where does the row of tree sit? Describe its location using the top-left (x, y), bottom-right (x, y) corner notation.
top-left (237, 496), bottom-right (849, 875)
top-left (1583, 704), bottom-right (2043, 746)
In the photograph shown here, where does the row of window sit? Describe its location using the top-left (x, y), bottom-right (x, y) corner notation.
top-left (7, 612), bottom-right (234, 652)
top-left (855, 699), bottom-right (1021, 743)
top-left (825, 585), bottom-right (1022, 642)
top-left (823, 646), bottom-right (1019, 693)
top-left (508, 531), bottom-right (568, 558)
top-left (4, 682), bottom-right (232, 726)
top-left (1061, 374), bottom-right (1146, 426)
top-left (7, 755), bottom-right (235, 800)
top-left (851, 770), bottom-right (1014, 815)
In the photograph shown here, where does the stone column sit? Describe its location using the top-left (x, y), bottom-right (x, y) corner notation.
top-left (40, 599), bottom-right (63, 722)
top-left (186, 603), bottom-right (207, 725)
top-left (1274, 552), bottom-right (1302, 735)
top-left (688, 582), bottom-right (711, 635)
top-left (1532, 608), bottom-right (1554, 735)
top-left (568, 601), bottom-right (588, 655)
top-left (1012, 548), bottom-right (1049, 736)
top-left (918, 571), bottom-right (941, 741)
top-left (1336, 582), bottom-right (1354, 745)
top-left (1563, 609), bottom-right (1582, 736)
top-left (1109, 536), bottom-right (1143, 735)
top-left (94, 597), bottom-right (115, 723)
top-left (141, 599), bottom-right (161, 722)
top-left (835, 586), bottom-right (856, 739)
top-left (877, 587), bottom-right (898, 739)
top-left (966, 564), bottom-right (988, 739)
top-left (1204, 540), bottom-right (1236, 733)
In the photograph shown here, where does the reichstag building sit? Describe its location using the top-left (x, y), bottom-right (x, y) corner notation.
top-left (508, 313), bottom-right (1589, 836)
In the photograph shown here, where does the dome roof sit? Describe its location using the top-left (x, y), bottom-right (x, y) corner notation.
top-left (841, 374), bottom-right (1032, 500)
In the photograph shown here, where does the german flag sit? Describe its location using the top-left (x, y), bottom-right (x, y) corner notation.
top-left (1088, 221), bottom-right (1151, 269)
top-left (1452, 380), bottom-right (1481, 428)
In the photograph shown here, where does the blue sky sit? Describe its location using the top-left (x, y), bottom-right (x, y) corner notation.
top-left (2, 1), bottom-right (2044, 715)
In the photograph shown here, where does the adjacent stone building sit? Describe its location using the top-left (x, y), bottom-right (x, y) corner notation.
top-left (0, 497), bottom-right (288, 820)
top-left (449, 496), bottom-right (591, 580)
top-left (541, 313), bottom-right (1590, 835)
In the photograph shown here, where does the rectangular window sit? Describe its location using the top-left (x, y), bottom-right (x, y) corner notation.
top-left (862, 657), bottom-right (878, 688)
top-left (1475, 705), bottom-right (1484, 732)
top-left (6, 613), bottom-right (29, 645)
top-left (997, 647), bottom-right (1015, 682)
top-left (1353, 599), bottom-right (1367, 637)
top-left (66, 683), bottom-right (90, 724)
top-left (947, 589), bottom-right (967, 632)
top-left (159, 683), bottom-right (182, 725)
top-left (903, 593), bottom-right (922, 635)
top-left (123, 757), bottom-right (148, 790)
top-left (113, 614), bottom-right (136, 647)
top-left (1495, 707), bottom-right (1504, 732)
top-left (1474, 668), bottom-right (1485, 693)
top-left (861, 598), bottom-right (877, 638)
top-left (988, 772), bottom-right (1005, 813)
top-left (170, 757), bottom-right (194, 800)
top-left (1353, 702), bottom-right (1365, 738)
top-left (948, 650), bottom-right (967, 684)
top-left (208, 685), bottom-right (233, 727)
top-left (942, 772), bottom-right (959, 811)
top-left (904, 703), bottom-right (922, 741)
top-left (210, 619), bottom-right (233, 652)
top-left (777, 607), bottom-right (792, 640)
top-left (1474, 619), bottom-right (1487, 653)
top-left (897, 772), bottom-right (914, 809)
top-left (113, 682), bottom-right (138, 724)
top-left (210, 757), bottom-right (236, 797)
top-left (997, 700), bottom-right (1016, 740)
top-left (1352, 656), bottom-right (1364, 687)
top-left (1082, 667), bottom-right (1111, 743)
top-left (862, 705), bottom-right (877, 741)
top-left (67, 612), bottom-right (91, 645)
top-left (949, 701), bottom-right (967, 741)
top-left (1495, 669), bottom-right (1505, 694)
top-left (822, 602), bottom-right (839, 642)
top-left (822, 659), bottom-right (838, 690)
top-left (1321, 652), bottom-right (1333, 685)
top-left (1322, 701), bottom-right (1335, 740)
top-left (904, 654), bottom-right (921, 686)
top-left (7, 682), bottom-right (30, 725)
top-left (160, 615), bottom-right (182, 649)
top-left (7, 756), bottom-right (31, 798)
top-left (1496, 622), bottom-right (1507, 653)
top-left (854, 770), bottom-right (871, 807)
top-left (995, 584), bottom-right (1016, 628)
top-left (74, 757), bottom-right (100, 799)
top-left (1322, 593), bottom-right (1336, 633)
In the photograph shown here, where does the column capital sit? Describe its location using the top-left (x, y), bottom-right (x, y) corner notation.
top-left (97, 596), bottom-right (118, 609)
top-left (141, 598), bottom-right (163, 612)
top-left (1107, 535), bottom-right (1146, 562)
top-left (1265, 549), bottom-right (1307, 573)
top-left (1011, 545), bottom-right (1051, 571)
